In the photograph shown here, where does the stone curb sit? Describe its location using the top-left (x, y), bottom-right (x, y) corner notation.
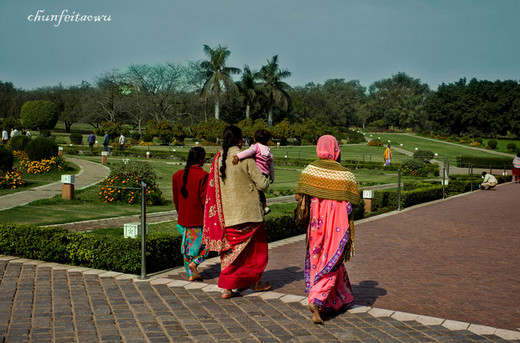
top-left (3, 254), bottom-right (519, 341)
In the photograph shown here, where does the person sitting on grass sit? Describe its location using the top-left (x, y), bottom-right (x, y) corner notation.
top-left (232, 129), bottom-right (274, 214)
top-left (480, 171), bottom-right (497, 190)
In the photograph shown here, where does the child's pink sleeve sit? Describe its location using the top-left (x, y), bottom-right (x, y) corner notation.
top-left (236, 144), bottom-right (257, 160)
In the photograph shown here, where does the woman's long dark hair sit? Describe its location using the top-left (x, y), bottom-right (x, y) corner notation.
top-left (181, 147), bottom-right (206, 199)
top-left (220, 125), bottom-right (242, 181)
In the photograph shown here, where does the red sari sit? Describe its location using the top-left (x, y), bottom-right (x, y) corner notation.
top-left (202, 151), bottom-right (268, 290)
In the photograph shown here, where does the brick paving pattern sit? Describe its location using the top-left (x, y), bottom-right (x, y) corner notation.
top-left (0, 258), bottom-right (516, 342)
top-left (167, 182), bottom-right (520, 334)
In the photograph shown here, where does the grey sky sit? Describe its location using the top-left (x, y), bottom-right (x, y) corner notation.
top-left (0, 0), bottom-right (518, 91)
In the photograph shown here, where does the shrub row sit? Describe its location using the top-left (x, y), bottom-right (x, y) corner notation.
top-left (345, 160), bottom-right (401, 171)
top-left (0, 224), bottom-right (181, 274)
top-left (371, 184), bottom-right (444, 210)
top-left (456, 156), bottom-right (513, 168)
top-left (2, 211), bottom-right (343, 274)
top-left (447, 174), bottom-right (512, 193)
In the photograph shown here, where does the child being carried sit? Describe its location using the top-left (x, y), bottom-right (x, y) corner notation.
top-left (232, 129), bottom-right (275, 214)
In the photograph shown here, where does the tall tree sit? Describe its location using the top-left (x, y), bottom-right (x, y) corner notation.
top-left (257, 55), bottom-right (292, 126)
top-left (368, 72), bottom-right (430, 129)
top-left (200, 45), bottom-right (241, 120)
top-left (236, 65), bottom-right (259, 119)
top-left (123, 63), bottom-right (183, 122)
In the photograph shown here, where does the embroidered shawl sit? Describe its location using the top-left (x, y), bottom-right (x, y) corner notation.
top-left (296, 159), bottom-right (360, 206)
top-left (202, 150), bottom-right (231, 252)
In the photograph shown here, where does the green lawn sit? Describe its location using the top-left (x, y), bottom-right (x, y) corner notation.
top-left (367, 133), bottom-right (502, 165)
top-left (6, 133), bottom-right (498, 227)
top-left (84, 202), bottom-right (297, 237)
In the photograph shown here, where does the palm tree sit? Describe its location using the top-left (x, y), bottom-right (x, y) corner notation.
top-left (258, 55), bottom-right (292, 126)
top-left (236, 65), bottom-right (259, 119)
top-left (200, 45), bottom-right (241, 120)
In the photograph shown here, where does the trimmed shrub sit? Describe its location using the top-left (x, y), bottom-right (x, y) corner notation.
top-left (507, 142), bottom-right (517, 152)
top-left (131, 132), bottom-right (141, 144)
top-left (99, 160), bottom-right (165, 205)
top-left (9, 135), bottom-right (31, 152)
top-left (401, 158), bottom-right (429, 177)
top-left (142, 133), bottom-right (154, 142)
top-left (486, 139), bottom-right (498, 149)
top-left (456, 156), bottom-right (512, 168)
top-left (413, 150), bottom-right (434, 162)
top-left (25, 137), bottom-right (58, 161)
top-left (372, 185), bottom-right (443, 210)
top-left (345, 130), bottom-right (365, 144)
top-left (0, 213), bottom-right (326, 274)
top-left (265, 214), bottom-right (306, 242)
top-left (403, 181), bottom-right (439, 191)
top-left (367, 139), bottom-right (383, 147)
top-left (69, 133), bottom-right (83, 145)
top-left (344, 160), bottom-right (401, 171)
top-left (39, 130), bottom-right (51, 137)
top-left (0, 145), bottom-right (14, 171)
top-left (448, 134), bottom-right (459, 142)
top-left (20, 100), bottom-right (59, 130)
top-left (459, 136), bottom-right (471, 144)
top-left (401, 186), bottom-right (443, 208)
top-left (0, 224), bottom-right (181, 274)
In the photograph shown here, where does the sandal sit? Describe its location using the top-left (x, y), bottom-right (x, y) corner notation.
top-left (188, 275), bottom-right (202, 282)
top-left (221, 289), bottom-right (238, 299)
top-left (251, 281), bottom-right (272, 292)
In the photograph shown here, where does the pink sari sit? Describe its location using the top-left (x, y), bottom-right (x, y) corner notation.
top-left (305, 198), bottom-right (354, 311)
top-left (202, 151), bottom-right (268, 290)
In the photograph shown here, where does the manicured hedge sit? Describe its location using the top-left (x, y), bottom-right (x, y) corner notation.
top-left (0, 224), bottom-right (181, 274)
top-left (0, 145), bottom-right (14, 171)
top-left (370, 185), bottom-right (443, 210)
top-left (63, 145), bottom-right (215, 162)
top-left (345, 160), bottom-right (401, 171)
top-left (456, 156), bottom-right (513, 168)
top-left (401, 185), bottom-right (443, 208)
top-left (447, 174), bottom-right (512, 194)
top-left (0, 208), bottom-right (368, 274)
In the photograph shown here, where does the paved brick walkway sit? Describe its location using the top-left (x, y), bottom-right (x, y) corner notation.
top-left (165, 182), bottom-right (520, 336)
top-left (1, 257), bottom-right (518, 342)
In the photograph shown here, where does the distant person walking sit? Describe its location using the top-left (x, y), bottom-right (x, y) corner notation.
top-left (1, 129), bottom-right (8, 144)
top-left (88, 132), bottom-right (96, 152)
top-left (103, 132), bottom-right (111, 153)
top-left (480, 172), bottom-right (497, 190)
top-left (512, 152), bottom-right (520, 183)
top-left (295, 135), bottom-right (361, 324)
top-left (118, 133), bottom-right (125, 150)
top-left (384, 144), bottom-right (392, 166)
top-left (172, 147), bottom-right (209, 281)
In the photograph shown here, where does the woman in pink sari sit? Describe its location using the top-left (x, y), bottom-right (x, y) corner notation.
top-left (296, 135), bottom-right (360, 324)
top-left (203, 126), bottom-right (271, 298)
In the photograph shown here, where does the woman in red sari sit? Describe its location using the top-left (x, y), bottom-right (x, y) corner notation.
top-left (296, 135), bottom-right (360, 324)
top-left (203, 125), bottom-right (271, 298)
